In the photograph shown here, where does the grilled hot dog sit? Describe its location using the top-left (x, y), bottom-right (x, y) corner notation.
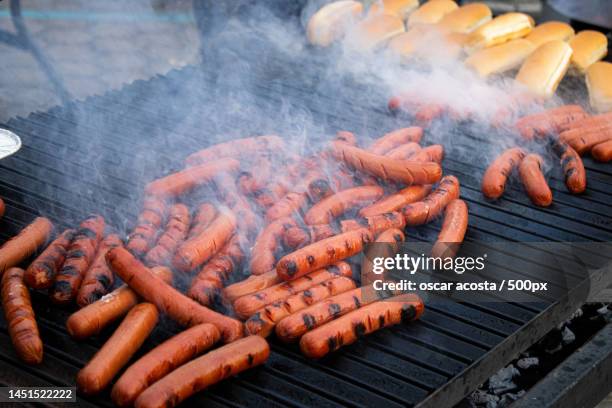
top-left (368, 127), bottom-right (423, 154)
top-left (144, 203), bottom-right (190, 266)
top-left (223, 270), bottom-right (282, 302)
top-left (519, 154), bottom-right (553, 207)
top-left (403, 175), bottom-right (460, 226)
top-left (304, 186), bottom-right (384, 225)
top-left (24, 228), bottom-right (74, 289)
top-left (431, 199), bottom-right (469, 258)
top-left (550, 139), bottom-right (587, 194)
top-left (77, 233), bottom-right (123, 307)
top-left (0, 217), bottom-right (53, 277)
top-left (126, 197), bottom-right (167, 257)
top-left (481, 147), bottom-right (526, 199)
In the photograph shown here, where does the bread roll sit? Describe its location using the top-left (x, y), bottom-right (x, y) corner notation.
top-left (407, 0), bottom-right (458, 27)
top-left (525, 21), bottom-right (574, 48)
top-left (516, 40), bottom-right (573, 98)
top-left (569, 30), bottom-right (608, 74)
top-left (464, 12), bottom-right (534, 54)
top-left (465, 39), bottom-right (535, 77)
top-left (586, 62), bottom-right (612, 113)
top-left (347, 13), bottom-right (405, 51)
top-left (387, 25), bottom-right (463, 59)
top-left (369, 0), bottom-right (419, 20)
top-left (437, 3), bottom-right (492, 34)
top-left (307, 1), bottom-right (363, 47)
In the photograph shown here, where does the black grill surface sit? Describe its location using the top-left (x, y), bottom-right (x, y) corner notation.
top-left (0, 45), bottom-right (612, 408)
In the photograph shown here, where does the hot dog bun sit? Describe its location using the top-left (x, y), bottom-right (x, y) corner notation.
top-left (525, 21), bottom-right (574, 48)
top-left (515, 40), bottom-right (573, 98)
top-left (369, 0), bottom-right (419, 20)
top-left (569, 30), bottom-right (608, 74)
top-left (586, 62), bottom-right (612, 113)
top-left (348, 13), bottom-right (405, 51)
top-left (307, 1), bottom-right (364, 47)
top-left (465, 39), bottom-right (535, 77)
top-left (436, 3), bottom-right (492, 34)
top-left (407, 0), bottom-right (458, 27)
top-left (464, 12), bottom-right (534, 54)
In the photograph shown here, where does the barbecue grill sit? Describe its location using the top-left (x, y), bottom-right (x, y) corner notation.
top-left (1, 2), bottom-right (612, 407)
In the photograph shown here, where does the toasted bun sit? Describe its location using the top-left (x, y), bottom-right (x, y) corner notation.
top-left (525, 21), bottom-right (574, 48)
top-left (437, 3), bottom-right (492, 34)
top-left (369, 0), bottom-right (419, 20)
top-left (586, 62), bottom-right (612, 113)
top-left (465, 39), bottom-right (535, 77)
top-left (387, 25), bottom-right (462, 59)
top-left (407, 0), bottom-right (458, 27)
top-left (464, 12), bottom-right (534, 53)
top-left (387, 25), bottom-right (433, 56)
top-left (307, 1), bottom-right (364, 47)
top-left (347, 13), bottom-right (405, 51)
top-left (569, 30), bottom-right (608, 74)
top-left (516, 40), bottom-right (573, 98)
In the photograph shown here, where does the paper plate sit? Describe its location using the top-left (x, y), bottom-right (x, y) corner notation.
top-left (0, 129), bottom-right (22, 160)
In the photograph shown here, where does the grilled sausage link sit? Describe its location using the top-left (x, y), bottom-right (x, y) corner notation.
top-left (250, 217), bottom-right (297, 275)
top-left (300, 294), bottom-right (424, 358)
top-left (592, 140), bottom-right (612, 162)
top-left (481, 147), bottom-right (526, 199)
top-left (223, 270), bottom-right (282, 303)
top-left (126, 197), bottom-right (167, 257)
top-left (188, 203), bottom-right (217, 239)
top-left (77, 303), bottom-right (159, 395)
top-left (134, 336), bottom-right (270, 408)
top-left (385, 142), bottom-right (421, 159)
top-left (265, 192), bottom-right (308, 222)
top-left (559, 126), bottom-right (612, 155)
top-left (77, 233), bottom-right (123, 307)
top-left (185, 135), bottom-right (284, 166)
top-left (24, 228), bottom-right (75, 289)
top-left (403, 175), bottom-right (460, 226)
top-left (304, 186), bottom-right (384, 225)
top-left (550, 139), bottom-right (587, 194)
top-left (368, 127), bottom-right (423, 155)
top-left (519, 154), bottom-right (553, 207)
top-left (111, 323), bottom-right (220, 407)
top-left (1, 267), bottom-right (43, 364)
top-left (516, 105), bottom-right (588, 139)
top-left (144, 203), bottom-right (190, 266)
top-left (360, 186), bottom-right (432, 217)
top-left (0, 217), bottom-right (53, 277)
top-left (431, 199), bottom-right (469, 258)
top-left (409, 144), bottom-right (444, 163)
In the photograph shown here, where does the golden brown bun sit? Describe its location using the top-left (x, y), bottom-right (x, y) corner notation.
top-left (387, 25), bottom-right (463, 59)
top-left (369, 0), bottom-right (419, 20)
top-left (436, 3), bottom-right (492, 34)
top-left (307, 1), bottom-right (364, 47)
top-left (347, 13), bottom-right (405, 51)
top-left (516, 40), bottom-right (573, 98)
top-left (525, 21), bottom-right (574, 48)
top-left (465, 39), bottom-right (535, 77)
top-left (464, 12), bottom-right (534, 54)
top-left (407, 0), bottom-right (458, 27)
top-left (586, 62), bottom-right (612, 113)
top-left (569, 30), bottom-right (608, 73)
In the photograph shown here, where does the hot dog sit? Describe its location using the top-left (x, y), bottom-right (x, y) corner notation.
top-left (336, 130), bottom-right (357, 145)
top-left (107, 247), bottom-right (243, 342)
top-left (515, 105), bottom-right (588, 139)
top-left (24, 229), bottom-right (75, 289)
top-left (173, 209), bottom-right (236, 273)
top-left (245, 276), bottom-right (356, 337)
top-left (304, 186), bottom-right (384, 225)
top-left (265, 192), bottom-right (308, 222)
top-left (409, 144), bottom-right (444, 163)
top-left (519, 154), bottom-right (553, 207)
top-left (77, 303), bottom-right (158, 395)
top-left (283, 224), bottom-right (336, 249)
top-left (560, 111), bottom-right (612, 133)
top-left (481, 147), bottom-right (526, 199)
top-left (250, 217), bottom-right (297, 275)
top-left (300, 294), bottom-right (424, 358)
top-left (144, 204), bottom-right (190, 266)
top-left (134, 336), bottom-right (270, 408)
top-left (385, 142), bottom-right (421, 160)
top-left (360, 185), bottom-right (432, 217)
top-left (276, 229), bottom-right (371, 281)
top-left (111, 323), bottom-right (220, 407)
top-left (592, 140), bottom-right (612, 162)
top-left (223, 270), bottom-right (282, 302)
top-left (127, 197), bottom-right (167, 257)
top-left (375, 228), bottom-right (405, 243)
top-left (145, 159), bottom-right (240, 198)
top-left (415, 103), bottom-right (447, 126)
top-left (185, 135), bottom-right (284, 166)
top-left (550, 140), bottom-right (587, 194)
top-left (188, 203), bottom-right (217, 239)
top-left (1, 267), bottom-right (43, 364)
top-left (560, 126), bottom-right (612, 155)
top-left (188, 236), bottom-right (244, 306)
top-left (77, 233), bottom-right (123, 307)
top-left (66, 266), bottom-right (171, 340)
top-left (0, 217), bottom-right (53, 277)
top-left (368, 127), bottom-right (423, 154)
top-left (431, 199), bottom-right (469, 258)
top-left (50, 215), bottom-right (105, 304)
top-left (331, 142), bottom-right (442, 185)
top-left (403, 175), bottom-right (461, 226)
top-left (234, 262), bottom-right (353, 319)
top-left (340, 212), bottom-right (407, 235)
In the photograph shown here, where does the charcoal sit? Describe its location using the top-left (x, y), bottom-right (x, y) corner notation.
top-left (517, 357), bottom-right (539, 370)
top-left (498, 390), bottom-right (526, 407)
top-left (561, 326), bottom-right (576, 345)
top-left (469, 390), bottom-right (499, 405)
top-left (488, 366), bottom-right (519, 395)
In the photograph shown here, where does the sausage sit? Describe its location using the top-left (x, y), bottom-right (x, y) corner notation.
top-left (0, 217), bottom-right (53, 277)
top-left (481, 148), bottom-right (527, 199)
top-left (431, 199), bottom-right (468, 258)
top-left (299, 294), bottom-right (424, 358)
top-left (77, 234), bottom-right (123, 307)
top-left (340, 212), bottom-right (406, 235)
top-left (385, 142), bottom-right (421, 160)
top-left (66, 266), bottom-right (171, 340)
top-left (276, 229), bottom-right (371, 281)
top-left (144, 204), bottom-right (191, 266)
top-left (234, 262), bottom-right (353, 319)
top-left (409, 145), bottom-right (444, 163)
top-left (592, 140), bottom-right (612, 162)
top-left (516, 105), bottom-right (588, 139)
top-left (368, 127), bottom-right (423, 154)
top-left (185, 135), bottom-right (284, 166)
top-left (111, 323), bottom-right (220, 407)
top-left (519, 154), bottom-right (553, 207)
top-left (283, 224), bottom-right (337, 249)
top-left (223, 270), bottom-right (282, 302)
top-left (550, 140), bottom-right (587, 194)
top-left (237, 158), bottom-right (273, 195)
top-left (265, 192), bottom-right (308, 222)
top-left (360, 185), bottom-right (432, 217)
top-left (1, 267), bottom-right (43, 364)
top-left (127, 197), bottom-right (168, 257)
top-left (77, 303), bottom-right (159, 395)
top-left (188, 236), bottom-right (244, 306)
top-left (304, 186), bottom-right (384, 225)
top-left (107, 247), bottom-right (243, 343)
top-left (403, 175), bottom-right (461, 226)
top-left (245, 277), bottom-right (356, 337)
top-left (307, 177), bottom-right (335, 203)
top-left (250, 217), bottom-right (297, 275)
top-left (134, 336), bottom-right (270, 408)
top-left (415, 104), bottom-right (446, 126)
top-left (50, 215), bottom-right (105, 304)
top-left (146, 159), bottom-right (240, 198)
top-left (336, 130), bottom-right (357, 145)
top-left (561, 111), bottom-right (612, 132)
top-left (375, 228), bottom-right (405, 243)
top-left (173, 210), bottom-right (236, 273)
top-left (24, 229), bottom-right (75, 289)
top-left (560, 126), bottom-right (612, 155)
top-left (332, 141), bottom-right (442, 185)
